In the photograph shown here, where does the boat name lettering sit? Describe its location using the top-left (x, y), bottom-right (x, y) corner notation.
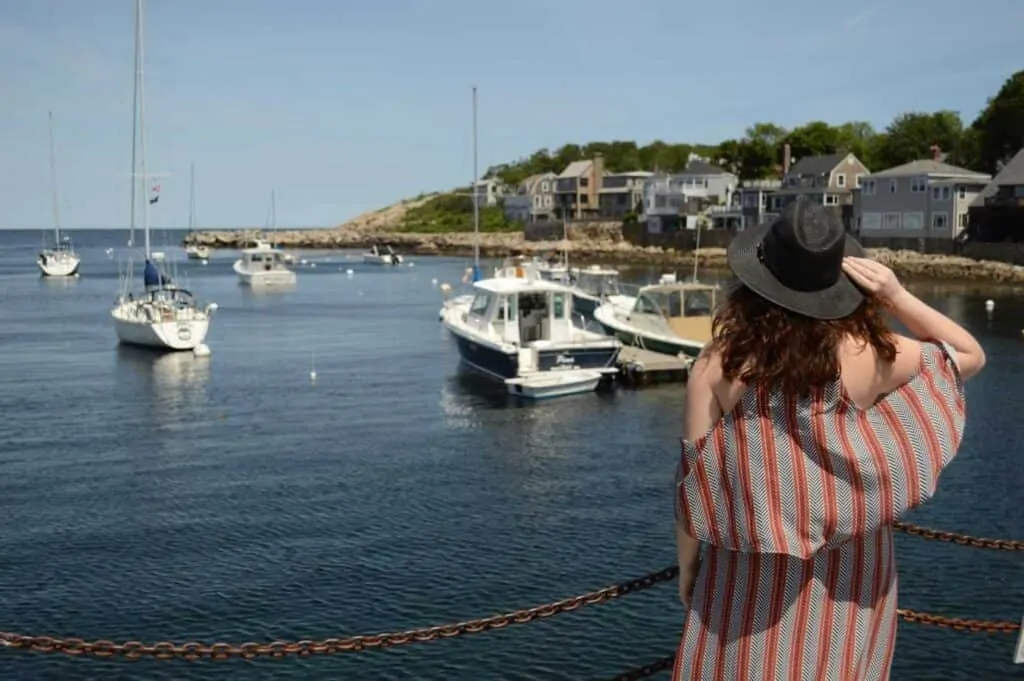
top-left (555, 353), bottom-right (575, 365)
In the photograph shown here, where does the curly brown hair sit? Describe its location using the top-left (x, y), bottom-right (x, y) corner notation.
top-left (709, 284), bottom-right (898, 397)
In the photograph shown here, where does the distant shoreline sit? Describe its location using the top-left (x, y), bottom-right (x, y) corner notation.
top-left (184, 229), bottom-right (1024, 285)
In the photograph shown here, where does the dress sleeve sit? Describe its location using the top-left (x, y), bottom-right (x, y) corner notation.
top-left (675, 342), bottom-right (967, 558)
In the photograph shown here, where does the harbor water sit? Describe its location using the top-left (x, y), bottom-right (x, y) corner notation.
top-left (0, 230), bottom-right (1021, 680)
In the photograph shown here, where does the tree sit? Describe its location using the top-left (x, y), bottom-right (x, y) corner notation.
top-left (872, 111), bottom-right (964, 169)
top-left (971, 70), bottom-right (1024, 173)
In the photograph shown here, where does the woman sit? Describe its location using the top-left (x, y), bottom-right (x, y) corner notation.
top-left (673, 198), bottom-right (985, 681)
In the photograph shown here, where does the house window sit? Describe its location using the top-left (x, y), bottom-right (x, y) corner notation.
top-left (544, 195), bottom-right (552, 207)
top-left (863, 179), bottom-right (876, 196)
top-left (883, 212), bottom-right (901, 230)
top-left (855, 174), bottom-right (864, 188)
top-left (902, 212), bottom-right (924, 230)
top-left (773, 196), bottom-right (784, 210)
top-left (931, 212), bottom-right (948, 230)
top-left (911, 176), bottom-right (927, 193)
top-left (861, 212), bottom-right (882, 230)
top-left (541, 182), bottom-right (549, 192)
top-left (825, 194), bottom-right (839, 206)
top-left (957, 186), bottom-right (966, 199)
top-left (836, 174), bottom-right (846, 188)
top-left (888, 180), bottom-right (897, 194)
top-left (580, 178), bottom-right (589, 188)
top-left (580, 195), bottom-right (588, 204)
top-left (941, 186), bottom-right (950, 200)
top-left (958, 212), bottom-right (968, 228)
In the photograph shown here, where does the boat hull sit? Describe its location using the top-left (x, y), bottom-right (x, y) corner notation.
top-left (447, 325), bottom-right (619, 380)
top-left (111, 311), bottom-right (210, 351)
top-left (38, 252), bottom-right (80, 277)
top-left (505, 369), bottom-right (603, 400)
top-left (233, 260), bottom-right (297, 286)
top-left (363, 253), bottom-right (403, 265)
top-left (185, 246), bottom-right (210, 260)
top-left (593, 304), bottom-right (704, 358)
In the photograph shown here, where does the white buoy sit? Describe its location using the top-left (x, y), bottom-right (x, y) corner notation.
top-left (346, 269), bottom-right (354, 278)
top-left (985, 299), bottom-right (995, 314)
top-left (193, 344), bottom-right (211, 358)
top-left (300, 259), bottom-right (309, 266)
top-left (201, 259), bottom-right (208, 266)
top-left (310, 263), bottom-right (316, 269)
top-left (309, 352), bottom-right (317, 382)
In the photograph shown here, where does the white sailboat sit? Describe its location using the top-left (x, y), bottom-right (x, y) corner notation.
top-left (37, 111), bottom-right (81, 278)
top-left (111, 0), bottom-right (217, 353)
top-left (233, 190), bottom-right (297, 286)
top-left (184, 163), bottom-right (210, 260)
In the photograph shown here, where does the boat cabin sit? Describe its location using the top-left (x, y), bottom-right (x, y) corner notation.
top-left (572, 265), bottom-right (621, 299)
top-left (463, 278), bottom-right (581, 346)
top-left (631, 282), bottom-right (718, 344)
top-left (240, 248), bottom-right (290, 271)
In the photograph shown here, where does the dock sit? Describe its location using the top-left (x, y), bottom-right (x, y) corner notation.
top-left (615, 346), bottom-right (693, 387)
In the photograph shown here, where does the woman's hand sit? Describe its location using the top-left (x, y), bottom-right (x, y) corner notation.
top-left (679, 562), bottom-right (699, 609)
top-left (842, 257), bottom-right (906, 303)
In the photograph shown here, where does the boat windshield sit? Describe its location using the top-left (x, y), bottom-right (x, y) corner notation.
top-left (468, 294), bottom-right (490, 317)
top-left (634, 287), bottom-right (714, 318)
top-left (577, 272), bottom-right (620, 297)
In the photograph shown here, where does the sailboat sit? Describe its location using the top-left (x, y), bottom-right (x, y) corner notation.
top-left (184, 163), bottom-right (210, 260)
top-left (111, 0), bottom-right (217, 353)
top-left (37, 111), bottom-right (81, 277)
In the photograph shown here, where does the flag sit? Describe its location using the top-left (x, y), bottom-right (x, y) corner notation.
top-left (149, 184), bottom-right (161, 205)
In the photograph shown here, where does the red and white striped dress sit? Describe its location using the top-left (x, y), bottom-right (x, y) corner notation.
top-left (673, 340), bottom-right (966, 681)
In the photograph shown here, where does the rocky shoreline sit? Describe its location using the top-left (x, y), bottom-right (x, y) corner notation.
top-left (185, 229), bottom-right (1024, 284)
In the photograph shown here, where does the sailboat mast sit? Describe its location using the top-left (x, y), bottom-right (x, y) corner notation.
top-left (471, 85), bottom-right (479, 269)
top-left (128, 0), bottom-right (140, 248)
top-left (136, 0), bottom-right (150, 260)
top-left (188, 162), bottom-right (196, 232)
top-left (271, 190), bottom-right (277, 229)
top-left (47, 111), bottom-right (60, 243)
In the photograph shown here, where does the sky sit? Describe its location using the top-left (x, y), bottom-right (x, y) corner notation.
top-left (1, 0), bottom-right (1022, 231)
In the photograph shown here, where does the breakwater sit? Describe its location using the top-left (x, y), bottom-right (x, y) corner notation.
top-left (185, 229), bottom-right (1024, 284)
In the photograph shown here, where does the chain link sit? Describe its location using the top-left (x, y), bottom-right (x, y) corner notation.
top-left (0, 522), bottom-right (1019, 662)
top-left (893, 521), bottom-right (1024, 551)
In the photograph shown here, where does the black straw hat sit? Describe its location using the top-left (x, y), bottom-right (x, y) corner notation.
top-left (727, 197), bottom-right (866, 320)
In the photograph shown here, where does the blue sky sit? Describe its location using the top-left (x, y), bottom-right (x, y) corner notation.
top-left (1, 0), bottom-right (1022, 230)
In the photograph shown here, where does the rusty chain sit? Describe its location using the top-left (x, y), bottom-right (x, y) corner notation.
top-left (893, 521), bottom-right (1024, 551)
top-left (0, 523), bottom-right (1019, 662)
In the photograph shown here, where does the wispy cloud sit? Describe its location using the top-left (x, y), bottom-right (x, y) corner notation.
top-left (843, 5), bottom-right (881, 30)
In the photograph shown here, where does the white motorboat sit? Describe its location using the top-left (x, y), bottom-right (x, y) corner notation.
top-left (593, 281), bottom-right (719, 359)
top-left (442, 271), bottom-right (621, 397)
top-left (568, 264), bottom-right (636, 321)
top-left (363, 244), bottom-right (404, 265)
top-left (38, 111), bottom-right (81, 278)
top-left (112, 0), bottom-right (217, 354)
top-left (233, 247), bottom-right (297, 286)
top-left (184, 244), bottom-right (210, 260)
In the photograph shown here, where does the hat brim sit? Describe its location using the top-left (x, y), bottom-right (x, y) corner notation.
top-left (727, 221), bottom-right (866, 320)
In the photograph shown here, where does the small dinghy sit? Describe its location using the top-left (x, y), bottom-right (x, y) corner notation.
top-left (504, 368), bottom-right (606, 400)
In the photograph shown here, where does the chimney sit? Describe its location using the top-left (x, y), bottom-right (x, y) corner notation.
top-left (782, 144), bottom-right (792, 175)
top-left (930, 145), bottom-right (942, 162)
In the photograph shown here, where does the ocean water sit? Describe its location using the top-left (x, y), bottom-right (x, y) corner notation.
top-left (0, 229), bottom-right (1021, 680)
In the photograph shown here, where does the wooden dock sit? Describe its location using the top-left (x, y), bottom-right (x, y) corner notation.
top-left (615, 346), bottom-right (693, 387)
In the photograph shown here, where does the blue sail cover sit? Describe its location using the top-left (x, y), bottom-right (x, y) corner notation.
top-left (471, 264), bottom-right (483, 282)
top-left (143, 259), bottom-right (170, 289)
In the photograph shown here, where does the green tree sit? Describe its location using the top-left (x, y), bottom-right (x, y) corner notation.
top-left (872, 111), bottom-right (964, 169)
top-left (970, 69), bottom-right (1024, 173)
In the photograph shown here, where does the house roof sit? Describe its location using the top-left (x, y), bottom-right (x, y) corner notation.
top-left (557, 160), bottom-right (592, 178)
top-left (970, 147), bottom-right (1024, 207)
top-left (870, 159), bottom-right (990, 179)
top-left (679, 160), bottom-right (729, 176)
top-left (787, 153), bottom-right (848, 176)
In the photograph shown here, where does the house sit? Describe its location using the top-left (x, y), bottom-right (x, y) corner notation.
top-left (967, 147), bottom-right (1024, 241)
top-left (854, 147), bottom-right (991, 239)
top-left (554, 155), bottom-right (605, 219)
top-left (597, 171), bottom-right (652, 218)
top-left (503, 172), bottom-right (557, 224)
top-left (640, 174), bottom-right (703, 234)
top-left (674, 160), bottom-right (738, 205)
top-left (771, 147), bottom-right (869, 215)
top-left (709, 179), bottom-right (781, 231)
top-left (472, 178), bottom-right (506, 207)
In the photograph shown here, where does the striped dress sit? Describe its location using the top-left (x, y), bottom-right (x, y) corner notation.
top-left (673, 340), bottom-right (966, 681)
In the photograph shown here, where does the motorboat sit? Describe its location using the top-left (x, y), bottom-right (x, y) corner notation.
top-left (593, 281), bottom-right (719, 358)
top-left (568, 265), bottom-right (636, 321)
top-left (363, 244), bottom-right (404, 265)
top-left (233, 246), bottom-right (297, 286)
top-left (442, 271), bottom-right (621, 397)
